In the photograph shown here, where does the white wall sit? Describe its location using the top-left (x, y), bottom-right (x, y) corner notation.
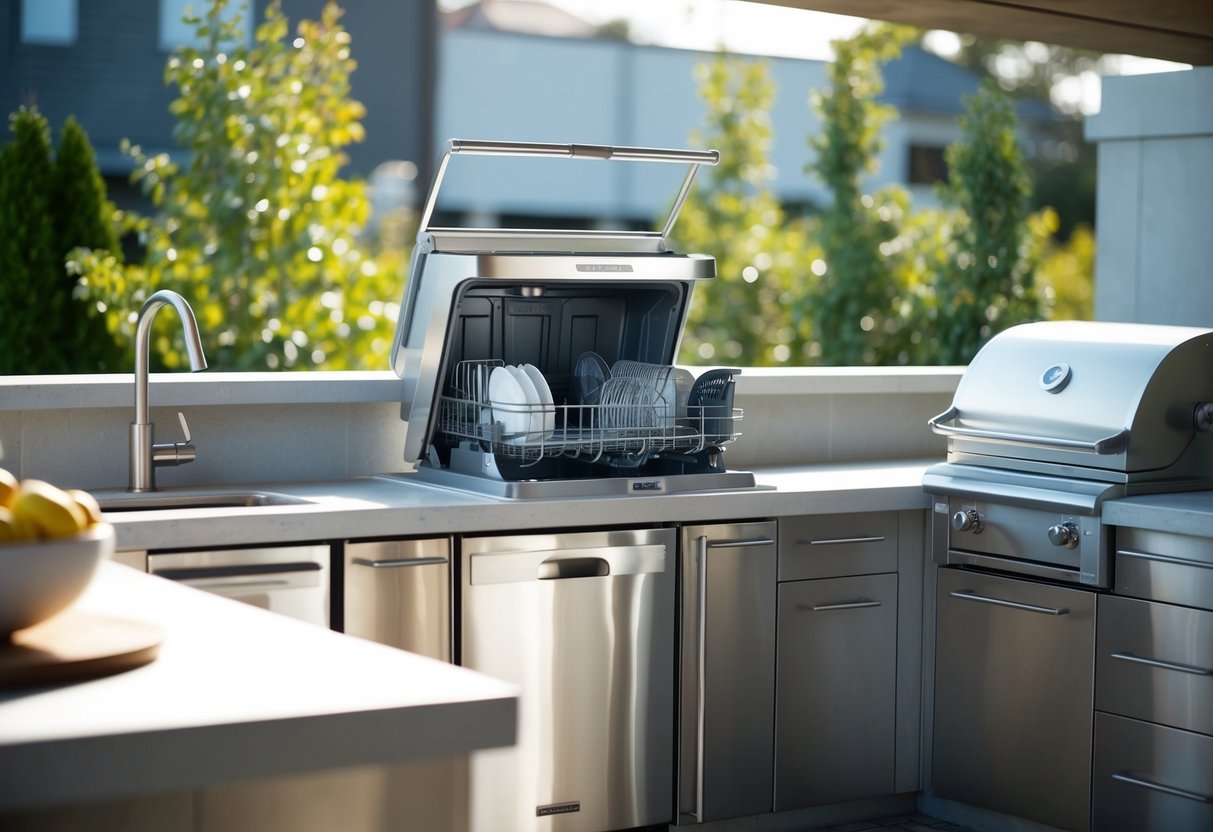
top-left (433, 29), bottom-right (957, 223)
top-left (1086, 67), bottom-right (1213, 327)
top-left (0, 370), bottom-right (956, 490)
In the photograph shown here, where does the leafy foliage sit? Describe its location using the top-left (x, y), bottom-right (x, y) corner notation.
top-left (53, 117), bottom-right (130, 371)
top-left (669, 53), bottom-right (814, 366)
top-left (75, 0), bottom-right (403, 371)
top-left (799, 25), bottom-right (918, 366)
top-left (923, 78), bottom-right (1043, 363)
top-left (0, 107), bottom-right (62, 374)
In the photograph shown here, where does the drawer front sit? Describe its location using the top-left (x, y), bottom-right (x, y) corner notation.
top-left (1097, 594), bottom-right (1213, 735)
top-left (1115, 527), bottom-right (1213, 610)
top-left (778, 513), bottom-right (898, 581)
top-left (1093, 712), bottom-right (1213, 832)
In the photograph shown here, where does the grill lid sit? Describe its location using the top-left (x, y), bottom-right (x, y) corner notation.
top-left (930, 321), bottom-right (1213, 482)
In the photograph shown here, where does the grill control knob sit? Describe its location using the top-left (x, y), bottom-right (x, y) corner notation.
top-left (1048, 522), bottom-right (1080, 549)
top-left (952, 509), bottom-right (982, 534)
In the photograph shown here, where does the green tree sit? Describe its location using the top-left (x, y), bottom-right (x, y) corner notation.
top-left (76, 0), bottom-right (401, 371)
top-left (52, 117), bottom-right (129, 371)
top-left (925, 78), bottom-right (1043, 364)
top-left (669, 53), bottom-right (813, 366)
top-left (0, 107), bottom-right (65, 374)
top-left (801, 24), bottom-right (917, 366)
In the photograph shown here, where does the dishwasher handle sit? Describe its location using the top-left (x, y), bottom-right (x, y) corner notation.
top-left (469, 543), bottom-right (667, 585)
top-left (537, 557), bottom-right (609, 580)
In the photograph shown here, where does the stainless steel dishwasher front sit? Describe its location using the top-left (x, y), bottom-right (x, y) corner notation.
top-left (461, 526), bottom-right (677, 832)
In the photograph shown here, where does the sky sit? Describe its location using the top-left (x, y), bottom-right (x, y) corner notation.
top-left (439, 0), bottom-right (1192, 115)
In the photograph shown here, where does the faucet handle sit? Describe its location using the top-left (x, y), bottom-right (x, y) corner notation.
top-left (177, 411), bottom-right (192, 443)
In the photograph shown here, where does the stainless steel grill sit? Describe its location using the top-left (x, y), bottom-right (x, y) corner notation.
top-left (382, 139), bottom-right (756, 499)
top-left (926, 319), bottom-right (1213, 586)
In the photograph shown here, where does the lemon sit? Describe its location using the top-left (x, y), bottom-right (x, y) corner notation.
top-left (67, 489), bottom-right (104, 527)
top-left (12, 479), bottom-right (88, 539)
top-left (0, 505), bottom-right (38, 542)
top-left (0, 468), bottom-right (17, 509)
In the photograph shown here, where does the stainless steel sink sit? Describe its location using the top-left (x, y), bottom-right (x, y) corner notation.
top-left (98, 490), bottom-right (312, 513)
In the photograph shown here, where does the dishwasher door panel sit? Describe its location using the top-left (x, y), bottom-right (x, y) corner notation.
top-left (461, 527), bottom-right (676, 832)
top-left (933, 567), bottom-right (1096, 832)
top-left (344, 538), bottom-right (451, 661)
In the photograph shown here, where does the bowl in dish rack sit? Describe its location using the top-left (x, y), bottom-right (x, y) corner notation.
top-left (0, 522), bottom-right (114, 636)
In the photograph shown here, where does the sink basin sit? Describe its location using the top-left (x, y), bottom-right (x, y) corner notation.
top-left (98, 491), bottom-right (313, 513)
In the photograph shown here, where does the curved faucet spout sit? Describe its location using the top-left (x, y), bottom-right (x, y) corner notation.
top-left (130, 289), bottom-right (208, 492)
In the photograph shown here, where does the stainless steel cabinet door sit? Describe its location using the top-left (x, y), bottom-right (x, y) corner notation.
top-left (933, 568), bottom-right (1096, 832)
top-left (1093, 711), bottom-right (1213, 832)
top-left (678, 521), bottom-right (778, 824)
top-left (775, 573), bottom-right (897, 811)
top-left (344, 538), bottom-right (451, 661)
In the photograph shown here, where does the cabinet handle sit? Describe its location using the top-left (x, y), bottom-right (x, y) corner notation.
top-left (1117, 548), bottom-right (1213, 571)
top-left (801, 598), bottom-right (882, 612)
top-left (1112, 772), bottom-right (1213, 804)
top-left (693, 534), bottom-right (708, 824)
top-left (796, 535), bottom-right (886, 546)
top-left (706, 537), bottom-right (775, 549)
top-left (352, 556), bottom-right (449, 569)
top-left (1111, 651), bottom-right (1213, 676)
top-left (948, 589), bottom-right (1070, 616)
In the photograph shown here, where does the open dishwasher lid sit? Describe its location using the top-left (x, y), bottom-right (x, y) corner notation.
top-left (929, 320), bottom-right (1213, 484)
top-left (382, 139), bottom-right (759, 497)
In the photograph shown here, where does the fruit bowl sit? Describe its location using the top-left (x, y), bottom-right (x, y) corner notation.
top-left (0, 522), bottom-right (115, 637)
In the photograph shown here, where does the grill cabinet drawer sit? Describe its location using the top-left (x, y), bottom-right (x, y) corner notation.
top-left (1115, 527), bottom-right (1213, 609)
top-left (1097, 594), bottom-right (1213, 735)
top-left (1093, 712), bottom-right (1213, 832)
top-left (778, 513), bottom-right (897, 581)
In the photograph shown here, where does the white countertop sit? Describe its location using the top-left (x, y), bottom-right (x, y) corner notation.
top-left (97, 460), bottom-right (938, 552)
top-left (1104, 489), bottom-right (1213, 538)
top-left (0, 563), bottom-right (517, 813)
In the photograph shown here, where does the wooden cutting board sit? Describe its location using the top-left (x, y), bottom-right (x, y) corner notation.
top-left (0, 611), bottom-right (163, 689)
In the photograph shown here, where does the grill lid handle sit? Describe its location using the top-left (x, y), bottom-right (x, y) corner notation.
top-left (928, 406), bottom-right (1130, 454)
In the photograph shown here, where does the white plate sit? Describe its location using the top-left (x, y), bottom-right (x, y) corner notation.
top-left (507, 365), bottom-right (545, 439)
top-left (488, 366), bottom-right (530, 439)
top-left (521, 363), bottom-right (556, 435)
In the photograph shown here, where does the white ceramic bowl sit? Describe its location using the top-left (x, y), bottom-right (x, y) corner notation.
top-left (0, 523), bottom-right (114, 636)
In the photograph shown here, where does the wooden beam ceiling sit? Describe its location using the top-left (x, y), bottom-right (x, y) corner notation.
top-left (756, 0), bottom-right (1213, 65)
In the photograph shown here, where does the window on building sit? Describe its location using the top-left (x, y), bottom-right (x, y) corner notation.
top-left (907, 143), bottom-right (950, 186)
top-left (159, 0), bottom-right (252, 51)
top-left (21, 0), bottom-right (77, 46)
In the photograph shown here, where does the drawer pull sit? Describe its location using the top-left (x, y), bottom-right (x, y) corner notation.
top-left (352, 556), bottom-right (449, 569)
top-left (1117, 548), bottom-right (1213, 571)
top-left (797, 535), bottom-right (887, 546)
top-left (1112, 772), bottom-right (1213, 804)
top-left (948, 590), bottom-right (1069, 616)
top-left (801, 598), bottom-right (882, 612)
top-left (707, 537), bottom-right (776, 550)
top-left (1111, 651), bottom-right (1213, 676)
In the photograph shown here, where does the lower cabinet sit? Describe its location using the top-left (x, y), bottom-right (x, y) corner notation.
top-left (774, 573), bottom-right (898, 811)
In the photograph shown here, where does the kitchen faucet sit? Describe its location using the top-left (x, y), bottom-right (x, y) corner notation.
top-left (129, 289), bottom-right (208, 492)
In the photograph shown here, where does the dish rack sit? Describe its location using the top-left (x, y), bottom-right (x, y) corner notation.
top-left (437, 360), bottom-right (742, 466)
